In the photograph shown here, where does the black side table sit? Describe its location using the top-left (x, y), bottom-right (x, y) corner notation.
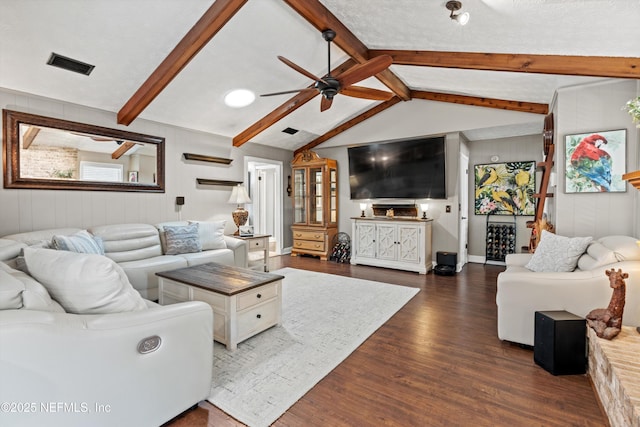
top-left (534, 310), bottom-right (587, 375)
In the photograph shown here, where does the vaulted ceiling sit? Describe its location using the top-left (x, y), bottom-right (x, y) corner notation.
top-left (1, 0), bottom-right (639, 153)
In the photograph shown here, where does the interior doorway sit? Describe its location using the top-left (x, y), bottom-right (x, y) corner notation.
top-left (245, 157), bottom-right (283, 256)
top-left (458, 152), bottom-right (469, 270)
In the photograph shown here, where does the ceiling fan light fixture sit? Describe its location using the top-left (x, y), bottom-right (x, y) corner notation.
top-left (446, 1), bottom-right (470, 25)
top-left (224, 89), bottom-right (255, 108)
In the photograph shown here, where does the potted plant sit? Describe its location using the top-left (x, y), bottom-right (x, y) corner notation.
top-left (624, 96), bottom-right (640, 127)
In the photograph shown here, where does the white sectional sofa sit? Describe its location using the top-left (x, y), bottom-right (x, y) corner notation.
top-left (0, 221), bottom-right (248, 425)
top-left (0, 221), bottom-right (248, 300)
top-left (496, 234), bottom-right (640, 346)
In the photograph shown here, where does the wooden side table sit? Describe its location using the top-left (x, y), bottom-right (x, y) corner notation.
top-left (233, 234), bottom-right (271, 271)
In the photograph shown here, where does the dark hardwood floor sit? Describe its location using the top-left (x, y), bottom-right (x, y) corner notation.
top-left (166, 256), bottom-right (607, 427)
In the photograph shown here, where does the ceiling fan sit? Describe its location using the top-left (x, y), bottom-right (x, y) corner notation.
top-left (261, 29), bottom-right (394, 112)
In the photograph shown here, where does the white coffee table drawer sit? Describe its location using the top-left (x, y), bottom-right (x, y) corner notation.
top-left (236, 282), bottom-right (278, 311)
top-left (237, 299), bottom-right (279, 341)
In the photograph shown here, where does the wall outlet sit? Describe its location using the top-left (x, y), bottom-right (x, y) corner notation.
top-left (176, 196), bottom-right (185, 206)
top-left (446, 205), bottom-right (451, 213)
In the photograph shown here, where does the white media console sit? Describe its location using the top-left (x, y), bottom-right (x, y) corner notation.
top-left (350, 217), bottom-right (433, 274)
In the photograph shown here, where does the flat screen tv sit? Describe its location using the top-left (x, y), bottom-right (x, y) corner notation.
top-left (348, 136), bottom-right (446, 199)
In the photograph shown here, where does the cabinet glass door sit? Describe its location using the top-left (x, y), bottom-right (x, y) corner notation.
top-left (329, 167), bottom-right (337, 224)
top-left (293, 168), bottom-right (306, 224)
top-left (310, 167), bottom-right (323, 224)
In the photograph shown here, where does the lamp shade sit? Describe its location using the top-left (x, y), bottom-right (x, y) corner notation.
top-left (228, 184), bottom-right (252, 205)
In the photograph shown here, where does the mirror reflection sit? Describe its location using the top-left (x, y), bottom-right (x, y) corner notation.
top-left (3, 109), bottom-right (165, 192)
top-left (19, 124), bottom-right (158, 184)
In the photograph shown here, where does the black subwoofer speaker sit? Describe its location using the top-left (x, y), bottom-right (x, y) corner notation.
top-left (534, 311), bottom-right (587, 375)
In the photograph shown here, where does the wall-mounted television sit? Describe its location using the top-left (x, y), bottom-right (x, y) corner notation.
top-left (348, 136), bottom-right (446, 200)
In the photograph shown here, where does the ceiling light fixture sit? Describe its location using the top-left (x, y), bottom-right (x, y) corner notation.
top-left (446, 1), bottom-right (470, 25)
top-left (224, 89), bottom-right (255, 108)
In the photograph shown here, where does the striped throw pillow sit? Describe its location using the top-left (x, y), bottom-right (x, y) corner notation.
top-left (52, 230), bottom-right (104, 255)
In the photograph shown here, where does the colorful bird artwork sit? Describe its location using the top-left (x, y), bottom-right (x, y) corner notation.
top-left (569, 134), bottom-right (612, 191)
top-left (565, 130), bottom-right (626, 193)
top-left (474, 162), bottom-right (535, 215)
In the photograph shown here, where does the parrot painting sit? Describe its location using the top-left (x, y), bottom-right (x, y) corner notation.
top-left (569, 134), bottom-right (612, 191)
top-left (477, 166), bottom-right (498, 187)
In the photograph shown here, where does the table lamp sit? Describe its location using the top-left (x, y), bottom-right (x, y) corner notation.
top-left (359, 202), bottom-right (367, 217)
top-left (420, 203), bottom-right (429, 219)
top-left (228, 184), bottom-right (252, 235)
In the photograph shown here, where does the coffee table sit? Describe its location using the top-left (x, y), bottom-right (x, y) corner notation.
top-left (156, 263), bottom-right (284, 350)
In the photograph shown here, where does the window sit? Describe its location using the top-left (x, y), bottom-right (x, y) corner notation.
top-left (79, 161), bottom-right (123, 182)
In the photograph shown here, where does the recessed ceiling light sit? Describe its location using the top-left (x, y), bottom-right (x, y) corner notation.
top-left (224, 89), bottom-right (255, 108)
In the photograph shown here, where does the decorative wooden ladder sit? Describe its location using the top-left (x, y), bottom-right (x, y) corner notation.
top-left (527, 113), bottom-right (555, 252)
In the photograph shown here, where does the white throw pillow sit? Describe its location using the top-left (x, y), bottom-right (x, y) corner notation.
top-left (0, 263), bottom-right (65, 312)
top-left (525, 231), bottom-right (592, 272)
top-left (189, 220), bottom-right (227, 250)
top-left (23, 247), bottom-right (147, 314)
top-left (0, 270), bottom-right (24, 310)
top-left (598, 235), bottom-right (640, 261)
top-left (577, 241), bottom-right (618, 270)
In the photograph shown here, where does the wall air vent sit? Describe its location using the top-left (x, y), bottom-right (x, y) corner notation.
top-left (282, 127), bottom-right (299, 135)
top-left (46, 52), bottom-right (95, 76)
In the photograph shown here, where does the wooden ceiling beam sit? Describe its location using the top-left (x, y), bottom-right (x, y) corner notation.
top-left (283, 0), bottom-right (411, 101)
top-left (411, 90), bottom-right (549, 115)
top-left (22, 126), bottom-right (40, 149)
top-left (370, 50), bottom-right (640, 79)
top-left (117, 0), bottom-right (247, 126)
top-left (294, 97), bottom-right (402, 155)
top-left (111, 141), bottom-right (136, 159)
top-left (233, 59), bottom-right (356, 147)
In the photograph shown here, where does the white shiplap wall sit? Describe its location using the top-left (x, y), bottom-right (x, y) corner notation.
top-left (0, 88), bottom-right (293, 239)
top-left (554, 79), bottom-right (640, 238)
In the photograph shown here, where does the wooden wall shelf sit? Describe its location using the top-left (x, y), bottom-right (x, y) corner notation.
top-left (183, 153), bottom-right (232, 164)
top-left (196, 178), bottom-right (241, 186)
top-left (623, 170), bottom-right (640, 190)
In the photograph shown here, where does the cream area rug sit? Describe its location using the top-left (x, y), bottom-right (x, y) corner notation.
top-left (208, 267), bottom-right (420, 427)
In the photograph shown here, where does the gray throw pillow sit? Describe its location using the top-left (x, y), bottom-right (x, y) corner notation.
top-left (525, 230), bottom-right (592, 272)
top-left (163, 224), bottom-right (202, 255)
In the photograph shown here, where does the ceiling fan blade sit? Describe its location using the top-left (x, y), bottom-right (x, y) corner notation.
top-left (340, 86), bottom-right (394, 101)
top-left (320, 96), bottom-right (333, 112)
top-left (260, 88), bottom-right (316, 97)
top-left (278, 56), bottom-right (327, 84)
top-left (71, 131), bottom-right (114, 142)
top-left (338, 55), bottom-right (393, 88)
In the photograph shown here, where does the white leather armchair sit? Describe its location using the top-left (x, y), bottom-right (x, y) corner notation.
top-left (496, 235), bottom-right (640, 346)
top-left (0, 300), bottom-right (213, 427)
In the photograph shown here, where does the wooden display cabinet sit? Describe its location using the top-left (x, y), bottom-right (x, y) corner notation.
top-left (291, 151), bottom-right (338, 260)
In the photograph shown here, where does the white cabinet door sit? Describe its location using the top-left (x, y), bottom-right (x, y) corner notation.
top-left (351, 218), bottom-right (432, 274)
top-left (355, 222), bottom-right (376, 258)
top-left (376, 223), bottom-right (397, 261)
top-left (397, 224), bottom-right (420, 263)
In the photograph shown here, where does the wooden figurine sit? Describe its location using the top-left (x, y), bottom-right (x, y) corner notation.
top-left (586, 268), bottom-right (629, 340)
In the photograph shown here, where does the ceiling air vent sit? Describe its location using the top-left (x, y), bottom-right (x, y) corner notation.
top-left (46, 52), bottom-right (95, 76)
top-left (282, 127), bottom-right (299, 135)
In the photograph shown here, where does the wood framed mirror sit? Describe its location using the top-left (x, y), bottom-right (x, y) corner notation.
top-left (3, 109), bottom-right (165, 192)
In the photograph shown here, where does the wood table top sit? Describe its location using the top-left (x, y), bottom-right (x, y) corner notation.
top-left (156, 263), bottom-right (284, 296)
